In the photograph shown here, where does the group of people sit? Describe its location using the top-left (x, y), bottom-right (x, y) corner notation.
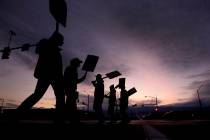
top-left (17, 31), bottom-right (130, 124)
top-left (92, 76), bottom-right (130, 123)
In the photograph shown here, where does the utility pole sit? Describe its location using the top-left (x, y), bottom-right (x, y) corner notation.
top-left (197, 84), bottom-right (203, 111)
top-left (87, 94), bottom-right (89, 112)
top-left (0, 98), bottom-right (4, 114)
top-left (155, 96), bottom-right (158, 106)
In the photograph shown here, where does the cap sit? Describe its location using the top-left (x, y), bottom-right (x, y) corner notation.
top-left (110, 84), bottom-right (115, 89)
top-left (71, 58), bottom-right (83, 65)
top-left (96, 74), bottom-right (102, 79)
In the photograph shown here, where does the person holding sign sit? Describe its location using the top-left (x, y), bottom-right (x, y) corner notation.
top-left (17, 32), bottom-right (65, 119)
top-left (64, 58), bottom-right (87, 122)
top-left (92, 74), bottom-right (105, 123)
top-left (105, 84), bottom-right (117, 122)
top-left (118, 78), bottom-right (129, 124)
top-left (118, 79), bottom-right (137, 124)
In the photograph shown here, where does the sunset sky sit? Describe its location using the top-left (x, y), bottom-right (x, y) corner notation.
top-left (1, 0), bottom-right (210, 109)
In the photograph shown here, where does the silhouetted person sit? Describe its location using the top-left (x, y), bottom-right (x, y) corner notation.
top-left (17, 32), bottom-right (65, 119)
top-left (105, 84), bottom-right (116, 122)
top-left (119, 78), bottom-right (129, 124)
top-left (64, 58), bottom-right (87, 122)
top-left (92, 74), bottom-right (104, 123)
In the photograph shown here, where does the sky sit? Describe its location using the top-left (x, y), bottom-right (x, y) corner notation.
top-left (1, 0), bottom-right (210, 109)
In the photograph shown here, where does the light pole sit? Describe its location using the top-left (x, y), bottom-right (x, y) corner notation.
top-left (145, 96), bottom-right (158, 112)
top-left (145, 96), bottom-right (158, 106)
top-left (197, 84), bottom-right (204, 111)
top-left (0, 98), bottom-right (4, 114)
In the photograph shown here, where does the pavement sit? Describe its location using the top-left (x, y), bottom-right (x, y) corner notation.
top-left (1, 119), bottom-right (210, 139)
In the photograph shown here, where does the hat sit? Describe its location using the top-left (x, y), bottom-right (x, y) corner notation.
top-left (110, 84), bottom-right (115, 89)
top-left (71, 58), bottom-right (82, 64)
top-left (96, 74), bottom-right (102, 79)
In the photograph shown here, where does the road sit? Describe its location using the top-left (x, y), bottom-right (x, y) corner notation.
top-left (0, 119), bottom-right (210, 139)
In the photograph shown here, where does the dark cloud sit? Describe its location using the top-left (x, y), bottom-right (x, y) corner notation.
top-left (186, 70), bottom-right (210, 90)
top-left (14, 51), bottom-right (37, 70)
top-left (1, 0), bottom-right (210, 73)
top-left (185, 80), bottom-right (210, 90)
top-left (65, 0), bottom-right (210, 73)
top-left (187, 70), bottom-right (210, 79)
top-left (110, 0), bottom-right (210, 72)
top-left (184, 70), bottom-right (210, 107)
top-left (170, 97), bottom-right (210, 109)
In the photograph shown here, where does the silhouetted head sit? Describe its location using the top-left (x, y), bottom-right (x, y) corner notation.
top-left (96, 74), bottom-right (103, 81)
top-left (110, 84), bottom-right (115, 90)
top-left (49, 32), bottom-right (64, 46)
top-left (71, 58), bottom-right (82, 67)
top-left (36, 38), bottom-right (49, 54)
top-left (38, 38), bottom-right (48, 46)
top-left (119, 78), bottom-right (126, 89)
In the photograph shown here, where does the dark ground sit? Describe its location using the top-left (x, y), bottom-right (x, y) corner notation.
top-left (0, 121), bottom-right (146, 139)
top-left (0, 109), bottom-right (146, 139)
top-left (1, 109), bottom-right (210, 140)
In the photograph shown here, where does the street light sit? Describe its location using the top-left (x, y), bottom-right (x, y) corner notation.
top-left (145, 96), bottom-right (159, 112)
top-left (145, 96), bottom-right (158, 106)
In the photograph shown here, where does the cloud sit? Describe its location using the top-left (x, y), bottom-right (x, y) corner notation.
top-left (1, 0), bottom-right (210, 73)
top-left (14, 51), bottom-right (37, 70)
top-left (187, 70), bottom-right (210, 79)
top-left (184, 70), bottom-right (210, 107)
top-left (186, 70), bottom-right (210, 90)
top-left (1, 1), bottom-right (210, 66)
top-left (111, 1), bottom-right (210, 72)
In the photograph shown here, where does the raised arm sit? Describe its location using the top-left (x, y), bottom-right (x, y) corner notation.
top-left (78, 71), bottom-right (87, 83)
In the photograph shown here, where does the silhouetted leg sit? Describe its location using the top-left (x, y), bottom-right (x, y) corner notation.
top-left (65, 90), bottom-right (70, 108)
top-left (110, 106), bottom-right (115, 122)
top-left (120, 106), bottom-right (125, 121)
top-left (95, 108), bottom-right (100, 122)
top-left (51, 79), bottom-right (65, 111)
top-left (120, 106), bottom-right (128, 124)
top-left (70, 99), bottom-right (78, 123)
top-left (51, 79), bottom-right (65, 122)
top-left (66, 90), bottom-right (77, 111)
top-left (17, 79), bottom-right (50, 110)
top-left (97, 104), bottom-right (104, 123)
top-left (66, 91), bottom-right (79, 123)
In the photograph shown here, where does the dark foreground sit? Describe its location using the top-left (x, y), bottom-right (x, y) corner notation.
top-left (1, 120), bottom-right (210, 140)
top-left (1, 109), bottom-right (210, 139)
top-left (0, 120), bottom-right (146, 139)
